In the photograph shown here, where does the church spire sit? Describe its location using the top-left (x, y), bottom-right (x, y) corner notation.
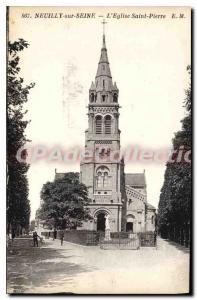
top-left (102, 33), bottom-right (106, 49)
top-left (89, 21), bottom-right (118, 103)
top-left (102, 19), bottom-right (107, 49)
top-left (95, 22), bottom-right (112, 88)
top-left (97, 35), bottom-right (110, 67)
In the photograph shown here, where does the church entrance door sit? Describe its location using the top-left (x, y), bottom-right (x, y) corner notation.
top-left (97, 212), bottom-right (106, 232)
top-left (126, 222), bottom-right (133, 232)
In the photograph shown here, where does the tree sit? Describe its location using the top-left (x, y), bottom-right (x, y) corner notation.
top-left (29, 220), bottom-right (36, 232)
top-left (38, 173), bottom-right (92, 230)
top-left (7, 39), bottom-right (35, 234)
top-left (157, 66), bottom-right (191, 245)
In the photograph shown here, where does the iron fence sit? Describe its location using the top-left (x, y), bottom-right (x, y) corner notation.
top-left (99, 232), bottom-right (140, 250)
top-left (139, 232), bottom-right (157, 247)
top-left (42, 230), bottom-right (157, 248)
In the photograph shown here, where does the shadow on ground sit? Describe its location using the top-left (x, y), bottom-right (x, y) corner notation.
top-left (162, 239), bottom-right (190, 254)
top-left (7, 242), bottom-right (95, 294)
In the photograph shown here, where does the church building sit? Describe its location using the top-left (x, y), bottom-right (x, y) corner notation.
top-left (78, 31), bottom-right (156, 233)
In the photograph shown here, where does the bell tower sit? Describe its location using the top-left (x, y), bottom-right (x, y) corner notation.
top-left (80, 23), bottom-right (124, 232)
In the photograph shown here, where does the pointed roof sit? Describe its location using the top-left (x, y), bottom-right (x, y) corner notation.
top-left (90, 81), bottom-right (95, 90)
top-left (112, 81), bottom-right (118, 91)
top-left (96, 34), bottom-right (112, 79)
top-left (102, 34), bottom-right (106, 49)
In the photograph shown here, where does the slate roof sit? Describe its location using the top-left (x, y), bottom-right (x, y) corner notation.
top-left (147, 203), bottom-right (156, 210)
top-left (125, 173), bottom-right (146, 187)
top-left (54, 172), bottom-right (65, 180)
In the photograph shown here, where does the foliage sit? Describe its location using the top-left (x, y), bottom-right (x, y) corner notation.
top-left (38, 172), bottom-right (92, 229)
top-left (29, 219), bottom-right (36, 231)
top-left (7, 39), bottom-right (35, 233)
top-left (157, 66), bottom-right (191, 240)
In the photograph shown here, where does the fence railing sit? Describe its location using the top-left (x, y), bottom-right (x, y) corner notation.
top-left (100, 232), bottom-right (140, 250)
top-left (41, 230), bottom-right (157, 248)
top-left (139, 232), bottom-right (157, 247)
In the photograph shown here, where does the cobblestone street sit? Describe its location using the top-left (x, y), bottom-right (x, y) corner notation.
top-left (7, 237), bottom-right (190, 294)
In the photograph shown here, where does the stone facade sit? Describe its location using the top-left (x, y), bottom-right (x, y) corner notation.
top-left (78, 33), bottom-right (156, 233)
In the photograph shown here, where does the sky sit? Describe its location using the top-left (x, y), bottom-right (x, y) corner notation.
top-left (9, 6), bottom-right (191, 219)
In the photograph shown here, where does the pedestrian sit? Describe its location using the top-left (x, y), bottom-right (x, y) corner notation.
top-left (59, 230), bottom-right (64, 246)
top-left (53, 229), bottom-right (57, 240)
top-left (33, 231), bottom-right (40, 247)
top-left (11, 228), bottom-right (15, 243)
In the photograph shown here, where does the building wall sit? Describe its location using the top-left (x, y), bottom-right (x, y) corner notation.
top-left (79, 205), bottom-right (122, 232)
top-left (146, 209), bottom-right (156, 232)
top-left (125, 196), bottom-right (146, 233)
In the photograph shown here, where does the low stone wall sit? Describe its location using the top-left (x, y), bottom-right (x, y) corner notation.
top-left (42, 230), bottom-right (100, 246)
top-left (60, 230), bottom-right (100, 246)
top-left (8, 237), bottom-right (39, 248)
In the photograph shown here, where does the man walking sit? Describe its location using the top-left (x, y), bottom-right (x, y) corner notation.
top-left (33, 231), bottom-right (40, 247)
top-left (53, 229), bottom-right (57, 240)
top-left (59, 230), bottom-right (64, 246)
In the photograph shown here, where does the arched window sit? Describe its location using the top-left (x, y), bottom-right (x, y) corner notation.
top-left (102, 95), bottom-right (106, 102)
top-left (104, 115), bottom-right (111, 134)
top-left (151, 216), bottom-right (154, 225)
top-left (96, 166), bottom-right (110, 189)
top-left (103, 171), bottom-right (108, 188)
top-left (97, 171), bottom-right (102, 188)
top-left (95, 116), bottom-right (102, 134)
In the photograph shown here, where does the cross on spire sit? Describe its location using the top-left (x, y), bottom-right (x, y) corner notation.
top-left (101, 19), bottom-right (107, 49)
top-left (101, 19), bottom-right (107, 36)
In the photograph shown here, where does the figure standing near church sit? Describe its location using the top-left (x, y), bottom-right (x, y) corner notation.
top-left (104, 214), bottom-right (111, 241)
top-left (59, 230), bottom-right (64, 246)
top-left (33, 231), bottom-right (40, 247)
top-left (105, 215), bottom-right (110, 230)
top-left (53, 228), bottom-right (57, 240)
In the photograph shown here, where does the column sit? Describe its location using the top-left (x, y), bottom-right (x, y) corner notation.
top-left (89, 113), bottom-right (94, 133)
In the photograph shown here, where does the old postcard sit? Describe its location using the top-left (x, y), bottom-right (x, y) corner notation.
top-left (7, 6), bottom-right (191, 294)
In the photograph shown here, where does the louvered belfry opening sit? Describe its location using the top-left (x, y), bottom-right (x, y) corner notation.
top-left (104, 115), bottom-right (111, 134)
top-left (95, 116), bottom-right (102, 134)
